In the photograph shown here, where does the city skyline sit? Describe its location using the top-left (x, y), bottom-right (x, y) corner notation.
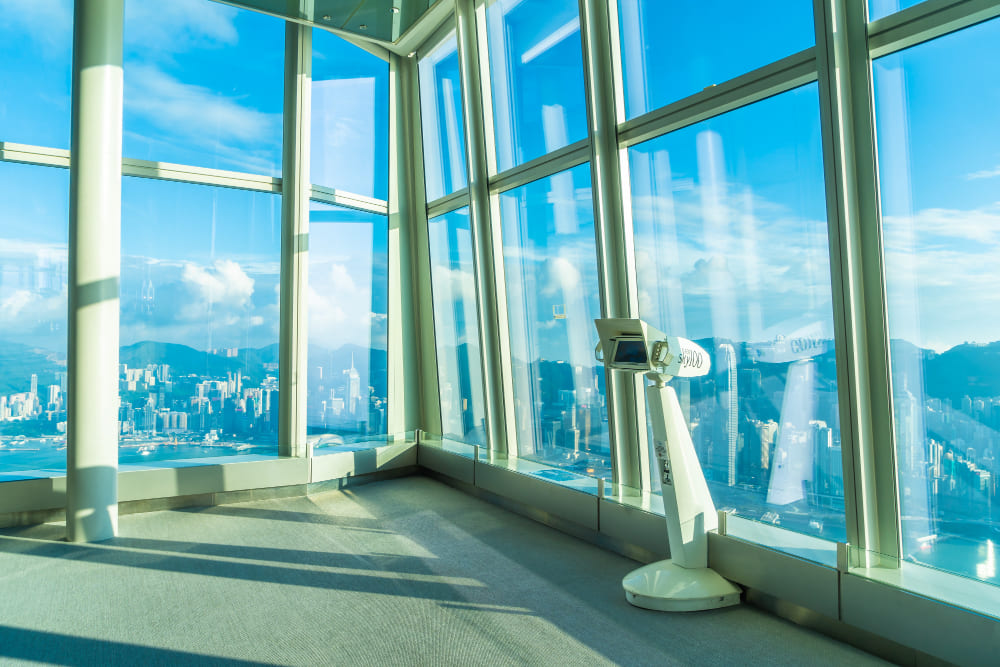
top-left (2, 0), bottom-right (998, 594)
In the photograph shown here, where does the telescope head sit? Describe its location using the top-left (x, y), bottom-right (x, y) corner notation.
top-left (594, 318), bottom-right (710, 382)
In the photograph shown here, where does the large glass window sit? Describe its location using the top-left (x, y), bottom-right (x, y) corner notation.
top-left (123, 1), bottom-right (284, 175)
top-left (428, 207), bottom-right (486, 446)
top-left (0, 0), bottom-right (73, 148)
top-left (119, 178), bottom-right (280, 463)
top-left (311, 29), bottom-right (390, 200)
top-left (628, 85), bottom-right (844, 542)
top-left (419, 32), bottom-right (468, 202)
top-left (485, 0), bottom-right (588, 172)
top-left (499, 164), bottom-right (610, 478)
top-left (0, 162), bottom-right (69, 480)
top-left (874, 19), bottom-right (1000, 585)
top-left (307, 203), bottom-right (389, 448)
top-left (617, 0), bottom-right (815, 119)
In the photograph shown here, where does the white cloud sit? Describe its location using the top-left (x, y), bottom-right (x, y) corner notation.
top-left (181, 259), bottom-right (254, 324)
top-left (430, 265), bottom-right (476, 303)
top-left (327, 264), bottom-right (358, 294)
top-left (884, 206), bottom-right (1000, 247)
top-left (0, 289), bottom-right (36, 318)
top-left (0, 0), bottom-right (71, 49)
top-left (966, 166), bottom-right (1000, 181)
top-left (0, 237), bottom-right (67, 260)
top-left (124, 0), bottom-right (238, 52)
top-left (308, 260), bottom-right (374, 350)
top-left (126, 64), bottom-right (280, 147)
top-left (543, 257), bottom-right (582, 296)
top-left (0, 285), bottom-right (65, 350)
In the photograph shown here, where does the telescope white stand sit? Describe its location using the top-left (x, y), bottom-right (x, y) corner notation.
top-left (622, 382), bottom-right (741, 612)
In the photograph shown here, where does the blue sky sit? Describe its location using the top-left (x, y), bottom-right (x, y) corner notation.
top-left (0, 0), bottom-right (389, 356)
top-left (486, 0), bottom-right (588, 170)
top-left (309, 203), bottom-right (389, 353)
top-left (618, 0), bottom-right (815, 119)
top-left (629, 84), bottom-right (832, 348)
top-left (419, 33), bottom-right (467, 202)
top-left (427, 207), bottom-right (486, 439)
top-left (3, 0), bottom-right (1000, 360)
top-left (119, 177), bottom-right (282, 352)
top-left (874, 17), bottom-right (1000, 350)
top-left (121, 0), bottom-right (285, 175)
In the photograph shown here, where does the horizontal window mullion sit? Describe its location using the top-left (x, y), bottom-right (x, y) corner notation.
top-left (868, 0), bottom-right (1000, 58)
top-left (122, 158), bottom-right (280, 193)
top-left (488, 139), bottom-right (590, 195)
top-left (618, 48), bottom-right (817, 149)
top-left (0, 142), bottom-right (70, 169)
top-left (427, 188), bottom-right (471, 218)
top-left (309, 185), bottom-right (389, 215)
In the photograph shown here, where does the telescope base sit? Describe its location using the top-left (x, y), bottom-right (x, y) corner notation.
top-left (622, 559), bottom-right (741, 612)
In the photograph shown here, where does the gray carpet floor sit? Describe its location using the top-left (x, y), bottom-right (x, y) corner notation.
top-left (0, 476), bottom-right (888, 666)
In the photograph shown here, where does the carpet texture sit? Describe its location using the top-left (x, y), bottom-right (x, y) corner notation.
top-left (0, 476), bottom-right (887, 666)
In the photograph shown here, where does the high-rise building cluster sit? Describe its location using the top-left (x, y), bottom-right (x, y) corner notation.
top-left (0, 372), bottom-right (68, 433)
top-left (117, 363), bottom-right (280, 445)
top-left (309, 354), bottom-right (386, 437)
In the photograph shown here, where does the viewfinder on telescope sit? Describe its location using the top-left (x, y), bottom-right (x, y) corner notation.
top-left (595, 318), bottom-right (711, 379)
top-left (613, 338), bottom-right (648, 365)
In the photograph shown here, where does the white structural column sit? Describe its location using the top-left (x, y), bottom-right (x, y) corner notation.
top-left (66, 0), bottom-right (124, 542)
top-left (815, 0), bottom-right (901, 564)
top-left (455, 0), bottom-right (509, 453)
top-left (578, 0), bottom-right (643, 488)
top-left (279, 23), bottom-right (311, 458)
top-left (388, 52), bottom-right (439, 435)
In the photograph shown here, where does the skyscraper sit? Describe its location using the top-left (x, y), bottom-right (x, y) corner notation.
top-left (345, 353), bottom-right (361, 417)
top-left (717, 343), bottom-right (738, 487)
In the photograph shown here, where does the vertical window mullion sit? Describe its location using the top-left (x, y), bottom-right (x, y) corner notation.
top-left (579, 0), bottom-right (644, 489)
top-left (814, 0), bottom-right (902, 565)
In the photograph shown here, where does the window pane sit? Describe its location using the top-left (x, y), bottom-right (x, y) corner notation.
top-left (499, 164), bottom-right (610, 478)
top-left (0, 162), bottom-right (68, 480)
top-left (874, 19), bottom-right (1000, 585)
top-left (628, 85), bottom-right (845, 542)
top-left (618, 0), bottom-right (815, 119)
top-left (123, 1), bottom-right (283, 175)
top-left (308, 203), bottom-right (388, 447)
top-left (419, 32), bottom-right (468, 202)
top-left (0, 0), bottom-right (72, 147)
top-left (120, 178), bottom-right (280, 463)
top-left (485, 0), bottom-right (588, 171)
top-left (428, 207), bottom-right (486, 446)
top-left (869, 0), bottom-right (923, 22)
top-left (312, 29), bottom-right (390, 200)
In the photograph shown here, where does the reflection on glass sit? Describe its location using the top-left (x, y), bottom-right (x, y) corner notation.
top-left (0, 0), bottom-right (72, 147)
top-left (617, 0), bottom-right (814, 119)
top-left (119, 178), bottom-right (281, 463)
top-left (485, 0), bottom-right (588, 171)
top-left (628, 85), bottom-right (844, 542)
top-left (312, 29), bottom-right (390, 200)
top-left (419, 32), bottom-right (468, 202)
top-left (874, 19), bottom-right (1000, 586)
top-left (0, 163), bottom-right (68, 479)
top-left (869, 0), bottom-right (923, 22)
top-left (428, 208), bottom-right (486, 445)
top-left (499, 164), bottom-right (610, 478)
top-left (123, 1), bottom-right (283, 175)
top-left (308, 203), bottom-right (388, 447)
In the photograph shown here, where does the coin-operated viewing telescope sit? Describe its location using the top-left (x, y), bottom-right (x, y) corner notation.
top-left (595, 318), bottom-right (740, 612)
